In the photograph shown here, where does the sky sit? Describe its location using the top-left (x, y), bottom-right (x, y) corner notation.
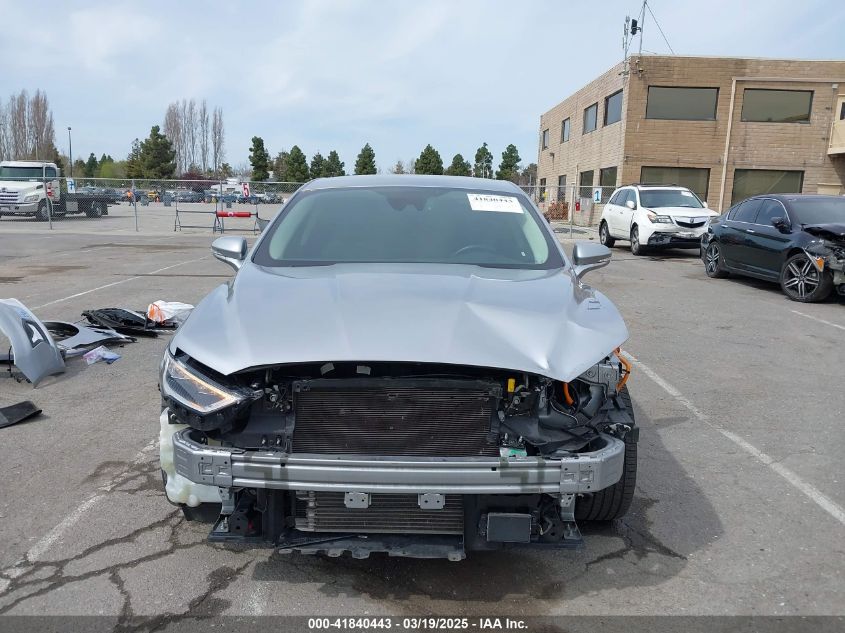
top-left (1, 0), bottom-right (843, 173)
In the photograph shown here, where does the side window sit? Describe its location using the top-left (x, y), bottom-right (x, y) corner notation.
top-left (626, 190), bottom-right (638, 207)
top-left (733, 199), bottom-right (762, 223)
top-left (755, 199), bottom-right (786, 226)
top-left (44, 167), bottom-right (57, 178)
top-left (609, 190), bottom-right (622, 205)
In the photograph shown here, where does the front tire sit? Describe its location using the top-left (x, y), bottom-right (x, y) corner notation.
top-left (780, 253), bottom-right (833, 303)
top-left (575, 387), bottom-right (637, 521)
top-left (36, 200), bottom-right (49, 222)
top-left (85, 201), bottom-right (104, 218)
top-left (704, 241), bottom-right (729, 278)
top-left (599, 221), bottom-right (616, 248)
top-left (630, 225), bottom-right (646, 256)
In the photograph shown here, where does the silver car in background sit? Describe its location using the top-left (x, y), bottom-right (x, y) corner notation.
top-left (158, 175), bottom-right (637, 560)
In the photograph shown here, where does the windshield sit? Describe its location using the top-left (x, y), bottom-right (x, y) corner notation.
top-left (0, 166), bottom-right (46, 179)
top-left (253, 186), bottom-right (561, 269)
top-left (639, 189), bottom-right (704, 209)
top-left (790, 198), bottom-right (845, 226)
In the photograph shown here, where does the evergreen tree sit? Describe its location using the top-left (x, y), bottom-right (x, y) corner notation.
top-left (285, 145), bottom-right (310, 182)
top-left (496, 144), bottom-right (522, 182)
top-left (323, 150), bottom-right (346, 177)
top-left (414, 144), bottom-right (444, 175)
top-left (473, 142), bottom-right (493, 178)
top-left (354, 143), bottom-right (377, 175)
top-left (73, 159), bottom-right (87, 177)
top-left (139, 125), bottom-right (176, 178)
top-left (273, 150), bottom-right (289, 181)
top-left (84, 153), bottom-right (98, 177)
top-left (125, 138), bottom-right (142, 178)
top-left (248, 136), bottom-right (270, 181)
top-left (445, 153), bottom-right (472, 176)
top-left (219, 162), bottom-right (233, 178)
top-left (309, 151), bottom-right (326, 179)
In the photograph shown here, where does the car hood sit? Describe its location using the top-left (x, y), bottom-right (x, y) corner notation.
top-left (0, 181), bottom-right (39, 193)
top-left (172, 262), bottom-right (628, 382)
top-left (644, 206), bottom-right (719, 219)
top-left (803, 223), bottom-right (845, 243)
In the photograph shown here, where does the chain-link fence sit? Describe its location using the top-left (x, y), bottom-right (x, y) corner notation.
top-left (518, 184), bottom-right (618, 228)
top-left (0, 175), bottom-right (303, 233)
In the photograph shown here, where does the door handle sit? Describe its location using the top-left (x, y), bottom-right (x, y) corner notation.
top-left (746, 228), bottom-right (756, 234)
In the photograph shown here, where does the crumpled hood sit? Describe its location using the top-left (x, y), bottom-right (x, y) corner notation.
top-left (804, 223), bottom-right (845, 242)
top-left (172, 262), bottom-right (628, 382)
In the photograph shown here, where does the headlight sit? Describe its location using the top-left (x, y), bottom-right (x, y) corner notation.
top-left (646, 212), bottom-right (672, 224)
top-left (160, 352), bottom-right (257, 429)
top-left (24, 194), bottom-right (40, 202)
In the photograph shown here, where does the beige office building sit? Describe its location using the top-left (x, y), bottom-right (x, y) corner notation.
top-left (537, 55), bottom-right (845, 216)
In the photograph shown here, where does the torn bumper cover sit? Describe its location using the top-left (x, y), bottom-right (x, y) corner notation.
top-left (169, 424), bottom-right (626, 496)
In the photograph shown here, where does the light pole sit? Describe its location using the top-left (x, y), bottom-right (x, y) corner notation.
top-left (67, 127), bottom-right (73, 176)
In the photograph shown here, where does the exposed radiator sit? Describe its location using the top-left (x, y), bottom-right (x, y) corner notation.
top-left (295, 492), bottom-right (464, 534)
top-left (291, 378), bottom-right (500, 457)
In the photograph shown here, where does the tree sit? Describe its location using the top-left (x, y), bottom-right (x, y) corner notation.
top-left (273, 150), bottom-right (290, 181)
top-left (445, 153), bottom-right (471, 176)
top-left (496, 144), bottom-right (522, 182)
top-left (414, 145), bottom-right (443, 175)
top-left (219, 162), bottom-right (233, 178)
top-left (389, 159), bottom-right (406, 174)
top-left (139, 125), bottom-right (176, 179)
top-left (473, 142), bottom-right (493, 178)
top-left (212, 107), bottom-right (225, 176)
top-left (310, 151), bottom-right (326, 178)
top-left (518, 163), bottom-right (537, 186)
top-left (285, 145), bottom-right (310, 182)
top-left (354, 143), bottom-right (377, 175)
top-left (73, 159), bottom-right (87, 177)
top-left (249, 136), bottom-right (270, 181)
top-left (0, 89), bottom-right (57, 161)
top-left (125, 139), bottom-right (142, 178)
top-left (323, 150), bottom-right (345, 177)
top-left (83, 153), bottom-right (98, 177)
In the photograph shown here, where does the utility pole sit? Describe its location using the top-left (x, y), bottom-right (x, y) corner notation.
top-left (67, 127), bottom-right (73, 176)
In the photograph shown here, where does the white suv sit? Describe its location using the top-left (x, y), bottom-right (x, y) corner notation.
top-left (599, 184), bottom-right (720, 255)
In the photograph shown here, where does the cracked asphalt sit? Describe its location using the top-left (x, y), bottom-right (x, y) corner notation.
top-left (0, 221), bottom-right (843, 623)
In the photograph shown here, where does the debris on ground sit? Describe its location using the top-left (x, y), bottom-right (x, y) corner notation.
top-left (0, 401), bottom-right (42, 429)
top-left (83, 345), bottom-right (121, 365)
top-left (82, 308), bottom-right (160, 337)
top-left (147, 300), bottom-right (194, 326)
top-left (0, 298), bottom-right (66, 386)
top-left (45, 321), bottom-right (135, 356)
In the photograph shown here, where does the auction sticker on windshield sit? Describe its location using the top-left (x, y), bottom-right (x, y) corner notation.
top-left (467, 193), bottom-right (523, 213)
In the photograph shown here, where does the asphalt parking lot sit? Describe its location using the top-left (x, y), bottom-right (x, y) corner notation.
top-left (0, 223), bottom-right (843, 622)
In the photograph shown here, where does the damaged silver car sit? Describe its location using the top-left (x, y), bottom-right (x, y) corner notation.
top-left (158, 175), bottom-right (637, 560)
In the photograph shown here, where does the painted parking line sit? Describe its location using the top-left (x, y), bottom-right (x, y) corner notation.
top-left (621, 350), bottom-right (845, 528)
top-left (32, 255), bottom-right (209, 310)
top-left (791, 310), bottom-right (845, 332)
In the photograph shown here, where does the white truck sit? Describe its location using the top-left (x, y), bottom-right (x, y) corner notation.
top-left (0, 160), bottom-right (110, 221)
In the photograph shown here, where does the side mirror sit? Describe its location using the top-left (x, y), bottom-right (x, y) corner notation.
top-left (212, 236), bottom-right (248, 272)
top-left (625, 200), bottom-right (636, 210)
top-left (771, 217), bottom-right (790, 233)
top-left (571, 241), bottom-right (611, 281)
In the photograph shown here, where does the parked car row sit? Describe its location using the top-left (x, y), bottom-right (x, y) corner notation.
top-left (597, 183), bottom-right (845, 303)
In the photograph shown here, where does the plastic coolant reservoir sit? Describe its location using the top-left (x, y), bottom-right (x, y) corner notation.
top-left (159, 410), bottom-right (221, 507)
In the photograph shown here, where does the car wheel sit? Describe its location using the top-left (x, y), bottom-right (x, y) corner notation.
top-left (85, 201), bottom-right (103, 218)
top-left (575, 386), bottom-right (637, 521)
top-left (36, 200), bottom-right (49, 222)
top-left (599, 221), bottom-right (616, 248)
top-left (780, 253), bottom-right (833, 303)
top-left (704, 242), bottom-right (729, 278)
top-left (630, 226), bottom-right (646, 256)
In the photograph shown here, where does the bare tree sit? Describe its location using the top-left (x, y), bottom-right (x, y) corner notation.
top-left (28, 90), bottom-right (55, 160)
top-left (163, 102), bottom-right (183, 172)
top-left (199, 99), bottom-right (209, 173)
top-left (211, 107), bottom-right (224, 176)
top-left (185, 99), bottom-right (197, 171)
top-left (0, 100), bottom-right (9, 161)
top-left (9, 91), bottom-right (28, 159)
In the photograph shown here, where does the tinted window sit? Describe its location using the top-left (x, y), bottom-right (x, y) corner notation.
top-left (256, 187), bottom-right (561, 269)
top-left (640, 166), bottom-right (710, 202)
top-left (0, 166), bottom-right (44, 179)
top-left (741, 89), bottom-right (812, 123)
top-left (599, 167), bottom-right (617, 203)
top-left (755, 199), bottom-right (786, 226)
top-left (639, 189), bottom-right (704, 208)
top-left (579, 170), bottom-right (594, 198)
top-left (583, 104), bottom-right (597, 134)
top-left (789, 197), bottom-right (845, 225)
top-left (732, 169), bottom-right (803, 204)
top-left (44, 167), bottom-right (57, 178)
top-left (561, 118), bottom-right (570, 142)
top-left (557, 175), bottom-right (566, 201)
top-left (646, 87), bottom-right (718, 120)
top-left (734, 199), bottom-right (762, 223)
top-left (604, 90), bottom-right (623, 125)
top-left (541, 129), bottom-right (549, 149)
top-left (609, 190), bottom-right (623, 205)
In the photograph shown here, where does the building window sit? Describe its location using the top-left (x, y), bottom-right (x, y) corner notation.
top-left (731, 169), bottom-right (804, 204)
top-left (539, 177), bottom-right (547, 201)
top-left (541, 129), bottom-right (549, 149)
top-left (583, 103), bottom-right (598, 134)
top-left (599, 167), bottom-right (617, 202)
top-left (561, 118), bottom-right (570, 142)
top-left (741, 89), bottom-right (812, 123)
top-left (579, 170), bottom-right (594, 198)
top-left (646, 86), bottom-right (718, 120)
top-left (604, 90), bottom-right (623, 126)
top-left (557, 175), bottom-right (566, 201)
top-left (640, 166), bottom-right (711, 202)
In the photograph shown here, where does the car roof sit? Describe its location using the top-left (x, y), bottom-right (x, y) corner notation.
top-left (301, 174), bottom-right (524, 193)
top-left (745, 193), bottom-right (842, 203)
